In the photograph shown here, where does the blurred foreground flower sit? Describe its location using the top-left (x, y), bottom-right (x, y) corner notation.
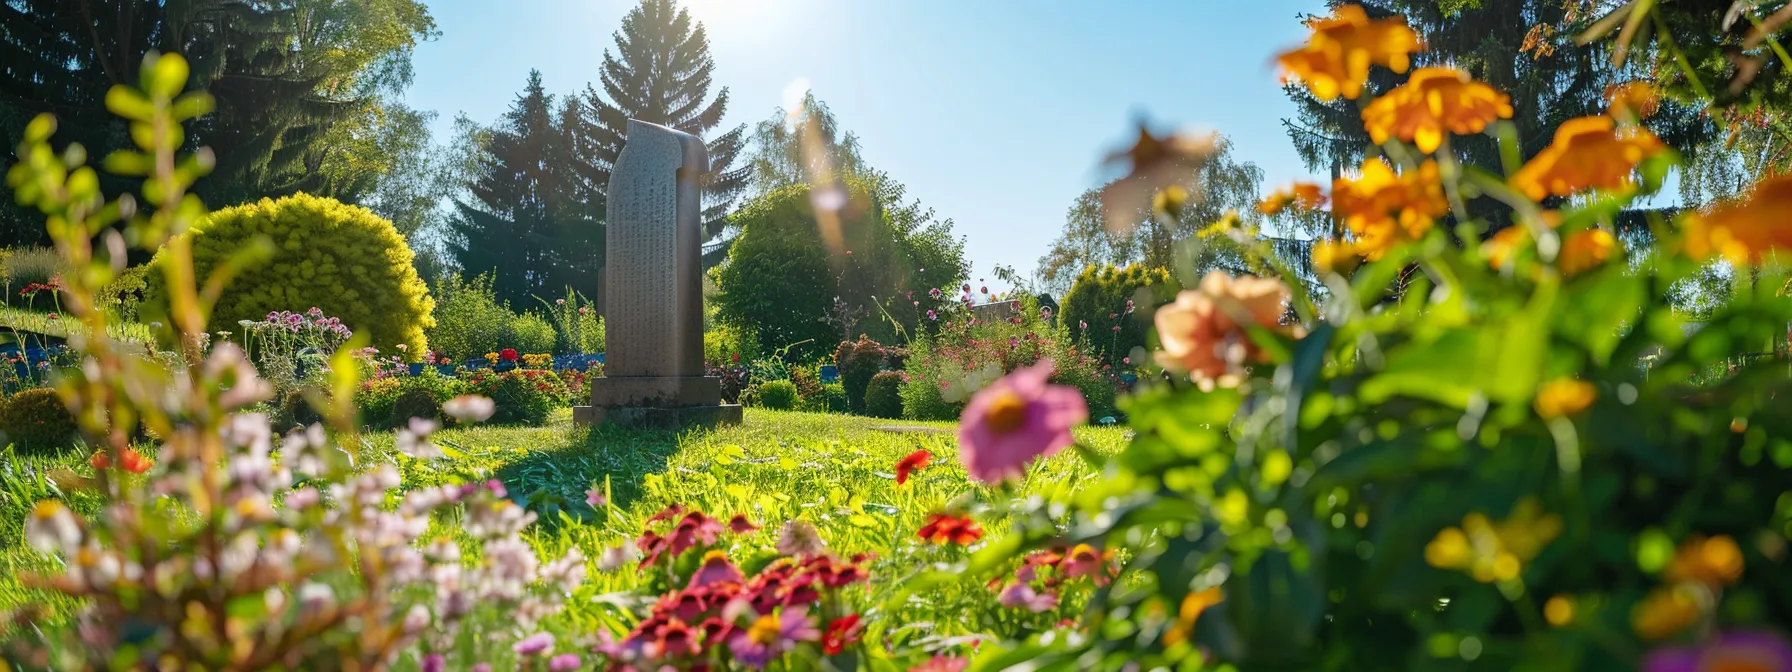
top-left (1425, 498), bottom-right (1562, 583)
top-left (1681, 173), bottom-right (1792, 265)
top-left (956, 359), bottom-right (1088, 482)
top-left (444, 394), bottom-right (497, 423)
top-left (917, 513), bottom-right (985, 546)
top-left (1154, 272), bottom-right (1295, 387)
top-left (1332, 158), bottom-right (1447, 259)
top-left (1510, 115), bottom-right (1664, 200)
top-left (1361, 67), bottom-right (1512, 152)
top-left (1644, 630), bottom-right (1792, 672)
top-left (1535, 379), bottom-right (1597, 419)
top-left (1277, 4), bottom-right (1421, 101)
top-left (1101, 124), bottom-right (1218, 234)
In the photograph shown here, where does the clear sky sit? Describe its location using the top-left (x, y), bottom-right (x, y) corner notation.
top-left (402, 0), bottom-right (1328, 285)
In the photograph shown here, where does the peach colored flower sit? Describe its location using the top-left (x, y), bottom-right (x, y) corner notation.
top-left (1154, 272), bottom-right (1294, 386)
top-left (1361, 67), bottom-right (1513, 153)
top-left (1680, 173), bottom-right (1792, 265)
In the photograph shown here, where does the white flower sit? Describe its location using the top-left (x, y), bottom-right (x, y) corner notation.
top-left (443, 395), bottom-right (496, 423)
top-left (25, 501), bottom-right (81, 554)
top-left (596, 544), bottom-right (635, 572)
top-left (396, 417), bottom-right (442, 459)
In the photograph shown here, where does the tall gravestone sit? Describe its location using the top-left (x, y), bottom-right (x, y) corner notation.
top-left (574, 120), bottom-right (743, 427)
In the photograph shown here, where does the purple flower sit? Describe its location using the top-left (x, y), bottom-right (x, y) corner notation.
top-left (513, 632), bottom-right (554, 656)
top-left (472, 665), bottom-right (492, 672)
top-left (1645, 630), bottom-right (1792, 672)
top-left (728, 607), bottom-right (820, 668)
top-left (926, 310), bottom-right (938, 321)
top-left (421, 654), bottom-right (445, 672)
top-left (998, 582), bottom-right (1060, 612)
top-left (548, 653), bottom-right (581, 671)
top-left (957, 360), bottom-right (1088, 483)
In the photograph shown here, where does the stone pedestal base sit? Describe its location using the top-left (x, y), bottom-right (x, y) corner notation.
top-left (573, 403), bottom-right (743, 428)
top-left (574, 375), bottom-right (741, 428)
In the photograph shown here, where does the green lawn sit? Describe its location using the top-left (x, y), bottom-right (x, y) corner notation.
top-left (0, 408), bottom-right (1131, 647)
top-left (0, 305), bottom-right (153, 345)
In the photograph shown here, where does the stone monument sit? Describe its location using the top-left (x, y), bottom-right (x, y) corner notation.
top-left (574, 120), bottom-right (743, 427)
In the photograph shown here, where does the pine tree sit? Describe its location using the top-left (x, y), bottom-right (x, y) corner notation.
top-left (581, 0), bottom-right (747, 246)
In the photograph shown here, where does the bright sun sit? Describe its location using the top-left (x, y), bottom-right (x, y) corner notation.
top-left (679, 0), bottom-right (760, 28)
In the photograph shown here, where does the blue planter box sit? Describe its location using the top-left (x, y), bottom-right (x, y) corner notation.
top-left (819, 365), bottom-right (839, 384)
top-left (408, 363), bottom-right (426, 376)
top-left (438, 364), bottom-right (457, 376)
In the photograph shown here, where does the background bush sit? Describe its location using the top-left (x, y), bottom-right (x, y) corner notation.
top-left (146, 194), bottom-right (436, 357)
top-left (426, 273), bottom-right (511, 362)
top-left (458, 369), bottom-right (568, 425)
top-left (835, 335), bottom-right (886, 414)
top-left (0, 388), bottom-right (78, 452)
top-left (703, 322), bottom-right (760, 368)
top-left (1, 247), bottom-right (62, 308)
top-left (1060, 263), bottom-right (1178, 369)
top-left (755, 379), bottom-right (799, 410)
top-left (901, 296), bottom-right (1116, 421)
top-left (95, 265), bottom-right (150, 323)
top-left (537, 288), bottom-right (603, 354)
top-left (504, 312), bottom-right (558, 356)
top-left (863, 371), bottom-right (904, 419)
top-left (798, 382), bottom-right (848, 414)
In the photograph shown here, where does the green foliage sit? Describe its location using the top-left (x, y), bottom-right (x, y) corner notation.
top-left (834, 334), bottom-right (887, 414)
top-left (0, 247), bottom-right (61, 307)
top-left (754, 379), bottom-right (799, 410)
top-left (863, 371), bottom-right (904, 419)
top-left (0, 389), bottom-right (77, 453)
top-left (714, 176), bottom-right (968, 358)
top-left (1060, 263), bottom-right (1178, 369)
top-left (742, 90), bottom-right (866, 197)
top-left (902, 296), bottom-right (1118, 421)
top-left (95, 265), bottom-right (150, 322)
top-left (146, 193), bottom-right (436, 358)
top-left (504, 312), bottom-right (558, 356)
top-left (798, 382), bottom-right (848, 414)
top-left (426, 273), bottom-right (513, 362)
top-left (537, 288), bottom-right (603, 354)
top-left (703, 322), bottom-right (760, 368)
top-left (273, 389), bottom-right (323, 431)
top-left (459, 369), bottom-right (570, 425)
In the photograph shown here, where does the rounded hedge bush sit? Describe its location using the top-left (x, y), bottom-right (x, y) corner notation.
top-left (1060, 263), bottom-right (1178, 369)
top-left (147, 193), bottom-right (436, 358)
top-left (799, 382), bottom-right (848, 414)
top-left (390, 387), bottom-right (442, 427)
top-left (505, 313), bottom-right (558, 356)
top-left (864, 371), bottom-right (905, 419)
top-left (275, 389), bottom-right (323, 430)
top-left (0, 388), bottom-right (78, 452)
top-left (460, 369), bottom-right (569, 425)
top-left (835, 335), bottom-right (887, 414)
top-left (756, 379), bottom-right (799, 410)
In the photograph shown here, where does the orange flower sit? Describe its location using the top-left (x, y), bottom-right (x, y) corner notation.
top-left (1606, 81), bottom-right (1660, 121)
top-left (1664, 534), bottom-right (1745, 587)
top-left (1535, 379), bottom-right (1596, 419)
top-left (916, 513), bottom-right (984, 546)
top-left (1163, 587), bottom-right (1225, 647)
top-left (1680, 173), bottom-right (1792, 265)
top-left (1361, 67), bottom-right (1514, 153)
top-left (1277, 4), bottom-right (1422, 101)
top-left (1510, 116), bottom-right (1664, 200)
top-left (1258, 182), bottom-right (1328, 215)
top-left (1154, 272), bottom-right (1294, 386)
top-left (1331, 158), bottom-right (1448, 259)
top-left (90, 447), bottom-right (153, 474)
top-left (1558, 228), bottom-right (1616, 276)
top-left (1484, 226), bottom-right (1527, 271)
top-left (1632, 585), bottom-right (1702, 640)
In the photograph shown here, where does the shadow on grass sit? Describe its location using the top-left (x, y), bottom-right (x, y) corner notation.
top-left (492, 421), bottom-right (725, 532)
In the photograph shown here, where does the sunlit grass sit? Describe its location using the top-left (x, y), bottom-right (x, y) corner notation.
top-left (0, 306), bottom-right (153, 345)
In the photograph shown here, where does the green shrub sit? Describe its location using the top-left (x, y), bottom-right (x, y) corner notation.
top-left (798, 382), bottom-right (848, 414)
top-left (426, 273), bottom-right (511, 362)
top-left (703, 321), bottom-right (760, 367)
top-left (901, 295), bottom-right (1117, 421)
top-left (390, 387), bottom-right (441, 426)
top-left (146, 194), bottom-right (436, 358)
top-left (755, 379), bottom-right (799, 410)
top-left (2, 247), bottom-right (63, 308)
top-left (0, 388), bottom-right (78, 452)
top-left (504, 312), bottom-right (558, 355)
top-left (354, 378), bottom-right (405, 428)
top-left (536, 288), bottom-right (603, 354)
top-left (835, 335), bottom-right (886, 414)
top-left (459, 369), bottom-right (569, 425)
top-left (274, 389), bottom-right (323, 430)
top-left (96, 265), bottom-right (150, 322)
top-left (1059, 263), bottom-right (1178, 369)
top-left (864, 371), bottom-right (905, 418)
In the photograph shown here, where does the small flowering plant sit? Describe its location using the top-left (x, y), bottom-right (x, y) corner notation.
top-left (951, 7), bottom-right (1792, 670)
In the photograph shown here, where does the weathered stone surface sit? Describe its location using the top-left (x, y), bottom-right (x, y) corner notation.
top-left (576, 119), bottom-right (741, 428)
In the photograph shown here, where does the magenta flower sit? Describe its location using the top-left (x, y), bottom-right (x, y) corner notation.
top-left (513, 632), bottom-right (554, 656)
top-left (421, 654), bottom-right (445, 672)
top-left (586, 487), bottom-right (606, 509)
top-left (957, 360), bottom-right (1088, 482)
top-left (930, 287), bottom-right (943, 299)
top-left (998, 582), bottom-right (1060, 612)
top-left (1645, 631), bottom-right (1792, 672)
top-left (548, 653), bottom-right (581, 671)
top-left (926, 309), bottom-right (938, 321)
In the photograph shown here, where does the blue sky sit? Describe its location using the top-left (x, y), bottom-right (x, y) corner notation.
top-left (403, 0), bottom-right (1328, 284)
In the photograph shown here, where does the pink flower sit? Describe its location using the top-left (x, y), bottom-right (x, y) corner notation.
top-left (689, 550), bottom-right (745, 588)
top-left (998, 582), bottom-right (1060, 612)
top-left (586, 487), bottom-right (606, 509)
top-left (910, 656), bottom-right (969, 672)
top-left (513, 632), bottom-right (554, 656)
top-left (548, 654), bottom-right (581, 671)
top-left (956, 360), bottom-right (1088, 482)
top-left (729, 607), bottom-right (819, 668)
top-left (930, 288), bottom-right (942, 299)
top-left (1645, 631), bottom-right (1792, 672)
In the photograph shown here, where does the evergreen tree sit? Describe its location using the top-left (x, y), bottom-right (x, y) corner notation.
top-left (1281, 0), bottom-right (1713, 237)
top-left (0, 0), bottom-right (434, 246)
top-left (580, 0), bottom-right (747, 247)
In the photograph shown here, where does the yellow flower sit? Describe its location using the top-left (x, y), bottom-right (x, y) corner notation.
top-left (1535, 379), bottom-right (1596, 419)
top-left (1361, 67), bottom-right (1514, 153)
top-left (1544, 595), bottom-right (1575, 627)
top-left (1425, 498), bottom-right (1562, 583)
top-left (1331, 158), bottom-right (1448, 259)
top-left (1558, 228), bottom-right (1616, 276)
top-left (1277, 4), bottom-right (1423, 101)
top-left (1162, 587), bottom-right (1224, 646)
top-left (1664, 534), bottom-right (1744, 587)
top-left (1259, 182), bottom-right (1328, 215)
top-left (1510, 116), bottom-right (1664, 200)
top-left (1632, 585), bottom-right (1703, 640)
top-left (1311, 240), bottom-right (1363, 274)
top-left (1680, 173), bottom-right (1792, 265)
top-left (1606, 81), bottom-right (1660, 121)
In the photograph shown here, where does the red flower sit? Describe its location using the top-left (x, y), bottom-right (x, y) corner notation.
top-left (90, 447), bottom-right (153, 474)
top-left (649, 618), bottom-right (702, 659)
top-left (668, 511), bottom-right (723, 557)
top-left (647, 503), bottom-right (686, 526)
top-left (499, 348), bottom-right (519, 362)
top-left (636, 530), bottom-right (671, 568)
top-left (917, 513), bottom-right (984, 546)
top-left (728, 514), bottom-right (760, 534)
top-left (895, 449), bottom-right (932, 485)
top-left (822, 614), bottom-right (863, 655)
